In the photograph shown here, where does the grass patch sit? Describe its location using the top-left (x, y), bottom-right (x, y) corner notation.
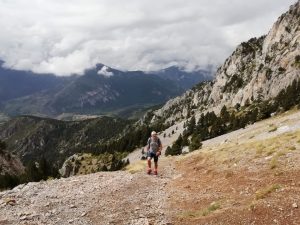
top-left (269, 156), bottom-right (278, 169)
top-left (268, 126), bottom-right (278, 132)
top-left (249, 201), bottom-right (256, 211)
top-left (288, 146), bottom-right (296, 151)
top-left (254, 143), bottom-right (265, 156)
top-left (286, 132), bottom-right (296, 137)
top-left (180, 202), bottom-right (221, 218)
top-left (204, 202), bottom-right (221, 215)
top-left (255, 184), bottom-right (281, 200)
top-left (125, 160), bottom-right (146, 174)
top-left (266, 148), bottom-right (276, 156)
top-left (276, 150), bottom-right (286, 157)
top-left (269, 149), bottom-right (287, 169)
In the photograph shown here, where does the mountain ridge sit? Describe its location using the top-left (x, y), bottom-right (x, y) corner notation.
top-left (0, 64), bottom-right (212, 118)
top-left (148, 1), bottom-right (300, 125)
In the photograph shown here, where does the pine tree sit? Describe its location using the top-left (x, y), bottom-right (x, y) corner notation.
top-left (189, 134), bottom-right (202, 152)
top-left (171, 142), bottom-right (182, 155)
top-left (220, 105), bottom-right (230, 123)
top-left (102, 165), bottom-right (108, 171)
top-left (186, 115), bottom-right (196, 136)
top-left (244, 99), bottom-right (250, 107)
top-left (175, 134), bottom-right (183, 147)
top-left (165, 142), bottom-right (182, 156)
top-left (182, 135), bottom-right (190, 147)
top-left (26, 162), bottom-right (42, 182)
top-left (0, 140), bottom-right (6, 153)
top-left (38, 157), bottom-right (49, 180)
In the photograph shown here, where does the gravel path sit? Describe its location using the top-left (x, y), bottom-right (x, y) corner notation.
top-left (0, 159), bottom-right (175, 225)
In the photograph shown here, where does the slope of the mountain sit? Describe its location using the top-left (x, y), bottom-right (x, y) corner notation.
top-left (149, 1), bottom-right (300, 125)
top-left (1, 108), bottom-right (300, 225)
top-left (1, 64), bottom-right (185, 117)
top-left (0, 115), bottom-right (131, 169)
top-left (152, 66), bottom-right (213, 89)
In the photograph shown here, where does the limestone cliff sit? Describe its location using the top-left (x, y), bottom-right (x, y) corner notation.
top-left (149, 1), bottom-right (300, 125)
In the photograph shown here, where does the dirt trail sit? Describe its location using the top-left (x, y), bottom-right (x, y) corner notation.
top-left (89, 158), bottom-right (176, 225)
top-left (0, 157), bottom-right (176, 225)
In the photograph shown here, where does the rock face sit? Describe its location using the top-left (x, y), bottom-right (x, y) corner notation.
top-left (149, 1), bottom-right (300, 125)
top-left (59, 153), bottom-right (123, 178)
top-left (0, 150), bottom-right (24, 176)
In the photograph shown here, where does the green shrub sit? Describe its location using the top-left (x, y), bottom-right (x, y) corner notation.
top-left (278, 67), bottom-right (286, 74)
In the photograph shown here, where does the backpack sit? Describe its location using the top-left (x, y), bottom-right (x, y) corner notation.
top-left (147, 137), bottom-right (161, 152)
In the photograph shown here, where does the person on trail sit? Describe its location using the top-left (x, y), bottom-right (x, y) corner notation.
top-left (146, 131), bottom-right (162, 175)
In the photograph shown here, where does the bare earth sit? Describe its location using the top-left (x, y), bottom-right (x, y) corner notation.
top-left (1, 110), bottom-right (300, 225)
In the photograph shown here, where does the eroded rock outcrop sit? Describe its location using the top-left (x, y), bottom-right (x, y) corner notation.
top-left (149, 1), bottom-right (300, 125)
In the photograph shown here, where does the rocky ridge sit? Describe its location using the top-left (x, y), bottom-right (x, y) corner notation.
top-left (149, 1), bottom-right (300, 125)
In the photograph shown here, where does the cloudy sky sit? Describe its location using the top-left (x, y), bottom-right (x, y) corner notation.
top-left (0, 0), bottom-right (296, 76)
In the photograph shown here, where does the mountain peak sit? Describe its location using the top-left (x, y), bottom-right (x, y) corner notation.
top-left (97, 65), bottom-right (114, 78)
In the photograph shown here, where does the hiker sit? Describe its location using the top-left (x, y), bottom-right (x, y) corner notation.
top-left (146, 131), bottom-right (162, 175)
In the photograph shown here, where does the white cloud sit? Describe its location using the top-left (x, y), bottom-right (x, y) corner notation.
top-left (97, 66), bottom-right (114, 77)
top-left (0, 0), bottom-right (297, 76)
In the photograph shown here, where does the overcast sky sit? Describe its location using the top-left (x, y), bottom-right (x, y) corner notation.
top-left (0, 0), bottom-right (297, 76)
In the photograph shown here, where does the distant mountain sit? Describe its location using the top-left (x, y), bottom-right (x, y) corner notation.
top-left (152, 66), bottom-right (213, 89)
top-left (0, 64), bottom-right (211, 118)
top-left (1, 65), bottom-right (181, 117)
top-left (0, 62), bottom-right (70, 103)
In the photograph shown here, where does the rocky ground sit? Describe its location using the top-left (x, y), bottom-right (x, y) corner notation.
top-left (1, 109), bottom-right (300, 225)
top-left (0, 160), bottom-right (175, 225)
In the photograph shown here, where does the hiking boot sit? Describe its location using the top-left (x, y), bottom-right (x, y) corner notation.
top-left (153, 170), bottom-right (158, 175)
top-left (147, 169), bottom-right (152, 175)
